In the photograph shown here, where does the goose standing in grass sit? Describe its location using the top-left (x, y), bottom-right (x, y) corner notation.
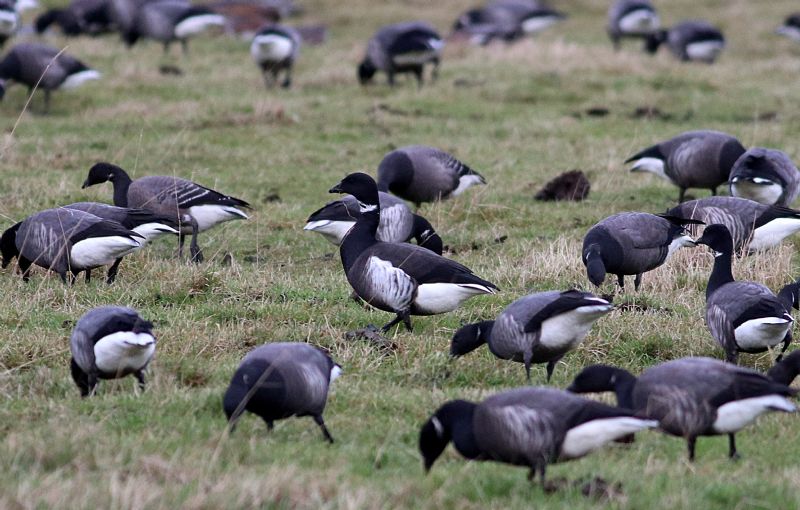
top-left (581, 212), bottom-right (700, 291)
top-left (304, 191), bottom-right (443, 254)
top-left (0, 0), bottom-right (18, 47)
top-left (452, 0), bottom-right (565, 45)
top-left (450, 290), bottom-right (612, 382)
top-left (82, 162), bottom-right (250, 263)
top-left (223, 342), bottom-right (341, 443)
top-left (645, 20), bottom-right (725, 63)
top-left (695, 224), bottom-right (793, 364)
top-left (606, 0), bottom-right (660, 50)
top-left (419, 387), bottom-right (657, 484)
top-left (567, 358), bottom-right (797, 461)
top-left (329, 172), bottom-right (497, 332)
top-left (35, 0), bottom-right (113, 36)
top-left (729, 148), bottom-right (800, 207)
top-left (776, 14), bottom-right (800, 43)
top-left (377, 145), bottom-right (486, 207)
top-left (1, 208), bottom-right (143, 283)
top-left (123, 0), bottom-right (226, 54)
top-left (0, 43), bottom-right (101, 113)
top-left (250, 23), bottom-right (300, 88)
top-left (70, 306), bottom-right (156, 397)
top-left (626, 130), bottom-right (746, 203)
top-left (358, 21), bottom-right (443, 87)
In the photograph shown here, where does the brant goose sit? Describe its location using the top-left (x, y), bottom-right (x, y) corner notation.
top-left (645, 20), bottom-right (725, 63)
top-left (250, 23), bottom-right (300, 88)
top-left (0, 0), bottom-right (18, 47)
top-left (453, 0), bottom-right (565, 45)
top-left (767, 350), bottom-right (800, 386)
top-left (729, 148), bottom-right (800, 206)
top-left (359, 21), bottom-right (443, 87)
top-left (777, 14), bottom-right (800, 43)
top-left (122, 0), bottom-right (225, 54)
top-left (35, 0), bottom-right (113, 36)
top-left (606, 0), bottom-right (660, 50)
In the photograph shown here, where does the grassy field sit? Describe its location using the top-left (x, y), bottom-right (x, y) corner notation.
top-left (2, 0), bottom-right (800, 507)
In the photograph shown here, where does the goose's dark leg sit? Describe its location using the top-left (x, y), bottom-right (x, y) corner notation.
top-left (413, 66), bottom-right (423, 88)
top-left (59, 272), bottom-right (68, 284)
top-left (313, 414), bottom-right (334, 443)
top-left (187, 216), bottom-right (203, 263)
top-left (106, 258), bottom-right (122, 284)
top-left (524, 350), bottom-right (533, 383)
top-left (387, 70), bottom-right (395, 87)
top-left (616, 274), bottom-right (625, 290)
top-left (634, 273), bottom-right (642, 291)
top-left (728, 434), bottom-right (739, 460)
top-left (711, 186), bottom-right (717, 196)
top-left (87, 372), bottom-right (99, 397)
top-left (687, 436), bottom-right (697, 461)
top-left (181, 39), bottom-right (188, 56)
top-left (678, 188), bottom-right (686, 203)
top-left (84, 269), bottom-right (91, 283)
top-left (545, 355), bottom-right (563, 382)
top-left (725, 348), bottom-right (739, 365)
top-left (381, 310), bottom-right (412, 332)
top-left (134, 370), bottom-right (146, 392)
top-left (18, 256), bottom-right (32, 282)
top-left (70, 358), bottom-right (92, 397)
top-left (777, 332), bottom-right (792, 363)
top-left (281, 65), bottom-right (292, 88)
top-left (178, 233), bottom-right (186, 258)
top-left (431, 58), bottom-right (440, 82)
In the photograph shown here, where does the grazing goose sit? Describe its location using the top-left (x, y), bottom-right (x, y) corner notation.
top-left (729, 148), bottom-right (800, 207)
top-left (626, 130), bottom-right (746, 203)
top-left (450, 290), bottom-right (612, 381)
top-left (582, 212), bottom-right (700, 291)
top-left (778, 278), bottom-right (800, 313)
top-left (329, 172), bottom-right (498, 332)
top-left (82, 162), bottom-right (250, 263)
top-left (667, 196), bottom-right (800, 254)
top-left (70, 306), bottom-right (156, 397)
top-left (0, 43), bottom-right (102, 113)
top-left (223, 342), bottom-right (341, 443)
top-left (767, 350), bottom-right (800, 386)
top-left (1, 208), bottom-right (143, 284)
top-left (250, 24), bottom-right (300, 89)
top-left (606, 0), bottom-right (660, 50)
top-left (776, 14), bottom-right (800, 43)
top-left (358, 21), bottom-right (443, 87)
top-left (377, 145), bottom-right (486, 207)
top-left (123, 0), bottom-right (226, 54)
top-left (567, 358), bottom-right (797, 460)
top-left (696, 224), bottom-right (794, 364)
top-left (304, 191), bottom-right (443, 254)
top-left (645, 20), bottom-right (725, 63)
top-left (35, 0), bottom-right (113, 36)
top-left (419, 387), bottom-right (657, 484)
top-left (0, 0), bottom-right (18, 47)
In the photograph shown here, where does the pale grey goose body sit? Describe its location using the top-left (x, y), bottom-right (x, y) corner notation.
top-left (729, 148), bottom-right (800, 206)
top-left (645, 20), bottom-right (725, 63)
top-left (122, 0), bottom-right (225, 54)
top-left (606, 0), bottom-right (660, 50)
top-left (250, 23), bottom-right (300, 88)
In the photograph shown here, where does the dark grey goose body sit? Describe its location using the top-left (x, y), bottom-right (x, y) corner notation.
top-left (35, 0), bottom-right (114, 36)
top-left (82, 162), bottom-right (250, 263)
top-left (777, 13), bottom-right (800, 43)
top-left (582, 212), bottom-right (699, 290)
top-left (108, 0), bottom-right (152, 36)
top-left (377, 145), bottom-right (486, 206)
top-left (0, 208), bottom-right (143, 283)
top-left (695, 224), bottom-right (794, 364)
top-left (568, 357), bottom-right (797, 460)
top-left (419, 387), bottom-right (656, 484)
top-left (626, 130), bottom-right (746, 203)
top-left (450, 290), bottom-right (612, 381)
top-left (452, 0), bottom-right (565, 45)
top-left (606, 0), bottom-right (660, 50)
top-left (329, 172), bottom-right (498, 332)
top-left (0, 0), bottom-right (18, 47)
top-left (358, 21), bottom-right (443, 87)
top-left (304, 191), bottom-right (443, 254)
top-left (645, 20), bottom-right (725, 63)
top-left (122, 0), bottom-right (225, 54)
top-left (729, 148), bottom-right (800, 207)
top-left (223, 342), bottom-right (341, 443)
top-left (250, 23), bottom-right (300, 88)
top-left (70, 306), bottom-right (156, 396)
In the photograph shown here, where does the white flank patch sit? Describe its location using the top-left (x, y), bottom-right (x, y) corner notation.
top-left (250, 34), bottom-right (293, 63)
top-left (392, 50), bottom-right (438, 66)
top-left (749, 218), bottom-right (800, 251)
top-left (60, 70), bottom-right (101, 90)
top-left (428, 38), bottom-right (444, 51)
top-left (174, 14), bottom-right (226, 39)
top-left (734, 317), bottom-right (793, 351)
top-left (451, 174), bottom-right (485, 197)
top-left (70, 236), bottom-right (141, 268)
top-left (303, 220), bottom-right (354, 245)
top-left (94, 331), bottom-right (156, 375)
top-left (777, 25), bottom-right (800, 42)
top-left (667, 234), bottom-right (696, 258)
top-left (618, 9), bottom-right (660, 35)
top-left (713, 395), bottom-right (796, 433)
top-left (685, 41), bottom-right (724, 62)
top-left (414, 282), bottom-right (495, 314)
top-left (539, 304), bottom-right (613, 350)
top-left (730, 180), bottom-right (783, 205)
top-left (561, 417), bottom-right (657, 460)
top-left (0, 10), bottom-right (18, 34)
top-left (188, 205), bottom-right (248, 232)
top-left (14, 0), bottom-right (38, 13)
top-left (132, 222), bottom-right (179, 242)
top-left (521, 15), bottom-right (560, 34)
top-left (330, 364), bottom-right (342, 383)
top-left (630, 157), bottom-right (670, 182)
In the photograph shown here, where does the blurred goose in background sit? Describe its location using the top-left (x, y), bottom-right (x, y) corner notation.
top-left (626, 130), bottom-right (746, 203)
top-left (729, 148), bottom-right (800, 207)
top-left (452, 0), bottom-right (565, 45)
top-left (695, 224), bottom-right (793, 364)
top-left (451, 290), bottom-right (612, 382)
top-left (568, 358), bottom-right (797, 461)
top-left (70, 306), bottom-right (156, 397)
top-left (0, 0), bottom-right (18, 47)
top-left (358, 21), bottom-right (443, 87)
top-left (606, 0), bottom-right (660, 50)
top-left (224, 342), bottom-right (341, 443)
top-left (250, 23), bottom-right (300, 88)
top-left (776, 13), bottom-right (800, 43)
top-left (35, 0), bottom-right (113, 36)
top-left (82, 162), bottom-right (250, 263)
top-left (419, 387), bottom-right (657, 484)
top-left (645, 20), bottom-right (725, 63)
top-left (123, 0), bottom-right (226, 54)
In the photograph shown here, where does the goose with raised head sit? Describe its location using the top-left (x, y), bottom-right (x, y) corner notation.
top-left (729, 148), bottom-right (800, 207)
top-left (359, 21), bottom-right (443, 87)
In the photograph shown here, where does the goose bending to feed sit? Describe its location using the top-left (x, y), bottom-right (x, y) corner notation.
top-left (582, 212), bottom-right (700, 291)
top-left (0, 1), bottom-right (18, 47)
top-left (123, 0), bottom-right (226, 54)
top-left (729, 148), bottom-right (800, 207)
top-left (329, 172), bottom-right (498, 332)
top-left (450, 290), bottom-right (612, 381)
top-left (419, 387), bottom-right (657, 484)
top-left (776, 14), bottom-right (800, 43)
top-left (568, 358), bottom-right (797, 460)
top-left (645, 20), bottom-right (725, 63)
top-left (767, 350), bottom-right (800, 386)
top-left (35, 0), bottom-right (113, 36)
top-left (70, 306), bottom-right (155, 397)
top-left (250, 24), bottom-right (300, 88)
top-left (626, 130), bottom-right (745, 203)
top-left (82, 162), bottom-right (251, 263)
top-left (377, 145), bottom-right (486, 207)
top-left (223, 342), bottom-right (341, 443)
top-left (695, 224), bottom-right (793, 364)
top-left (304, 191), bottom-right (443, 254)
top-left (358, 21), bottom-right (443, 87)
top-left (1, 208), bottom-right (143, 284)
top-left (606, 0), bottom-right (660, 50)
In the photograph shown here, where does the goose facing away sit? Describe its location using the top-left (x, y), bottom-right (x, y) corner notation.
top-left (419, 387), bottom-right (657, 484)
top-left (626, 130), bottom-right (746, 203)
top-left (70, 306), bottom-right (156, 396)
top-left (0, 1), bottom-right (18, 47)
top-left (776, 14), bottom-right (800, 42)
top-left (729, 148), bottom-right (800, 207)
top-left (223, 342), bottom-right (341, 443)
top-left (250, 24), bottom-right (300, 88)
top-left (450, 290), bottom-right (612, 381)
top-left (567, 358), bottom-right (797, 460)
top-left (606, 0), bottom-right (660, 50)
top-left (123, 0), bottom-right (226, 54)
top-left (645, 20), bottom-right (725, 63)
top-left (82, 162), bottom-right (251, 263)
top-left (329, 172), bottom-right (498, 332)
top-left (359, 21), bottom-right (443, 87)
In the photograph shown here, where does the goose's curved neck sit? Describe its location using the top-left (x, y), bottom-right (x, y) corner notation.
top-left (613, 370), bottom-right (638, 410)
top-left (111, 171), bottom-right (133, 207)
top-left (339, 198), bottom-right (380, 270)
top-left (706, 249), bottom-right (734, 298)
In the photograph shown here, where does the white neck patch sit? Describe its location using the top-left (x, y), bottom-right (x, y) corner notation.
top-left (431, 416), bottom-right (444, 437)
top-left (358, 201), bottom-right (378, 213)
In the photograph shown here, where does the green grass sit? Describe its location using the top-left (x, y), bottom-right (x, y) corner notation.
top-left (2, 0), bottom-right (800, 507)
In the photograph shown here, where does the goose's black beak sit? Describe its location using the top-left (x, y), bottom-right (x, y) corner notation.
top-left (81, 180), bottom-right (90, 189)
top-left (329, 183), bottom-right (344, 194)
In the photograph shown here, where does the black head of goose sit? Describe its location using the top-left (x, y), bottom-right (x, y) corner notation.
top-left (568, 358), bottom-right (797, 461)
top-left (626, 130), bottom-right (745, 203)
top-left (695, 224), bottom-right (794, 364)
top-left (776, 13), bottom-right (800, 43)
top-left (0, 0), bottom-right (18, 47)
top-left (70, 306), bottom-right (155, 396)
top-left (729, 148), bottom-right (800, 207)
top-left (329, 172), bottom-right (498, 332)
top-left (358, 21), bottom-right (443, 87)
top-left (304, 191), bottom-right (443, 254)
top-left (450, 290), bottom-right (612, 382)
top-left (582, 212), bottom-right (701, 291)
top-left (35, 0), bottom-right (114, 37)
top-left (606, 0), bottom-right (660, 50)
top-left (250, 23), bottom-right (301, 89)
top-left (223, 342), bottom-right (341, 443)
top-left (377, 145), bottom-right (486, 207)
top-left (645, 20), bottom-right (725, 63)
top-left (1, 208), bottom-right (143, 284)
top-left (419, 387), bottom-right (656, 484)
top-left (82, 162), bottom-right (251, 263)
top-left (778, 277), bottom-right (800, 313)
top-left (123, 0), bottom-right (225, 54)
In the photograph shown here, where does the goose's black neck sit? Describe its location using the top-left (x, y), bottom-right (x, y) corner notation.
top-left (706, 248), bottom-right (734, 298)
top-left (339, 194), bottom-right (381, 271)
top-left (0, 50), bottom-right (20, 80)
top-left (111, 170), bottom-right (133, 207)
top-left (440, 401), bottom-right (480, 460)
top-left (612, 370), bottom-right (637, 410)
